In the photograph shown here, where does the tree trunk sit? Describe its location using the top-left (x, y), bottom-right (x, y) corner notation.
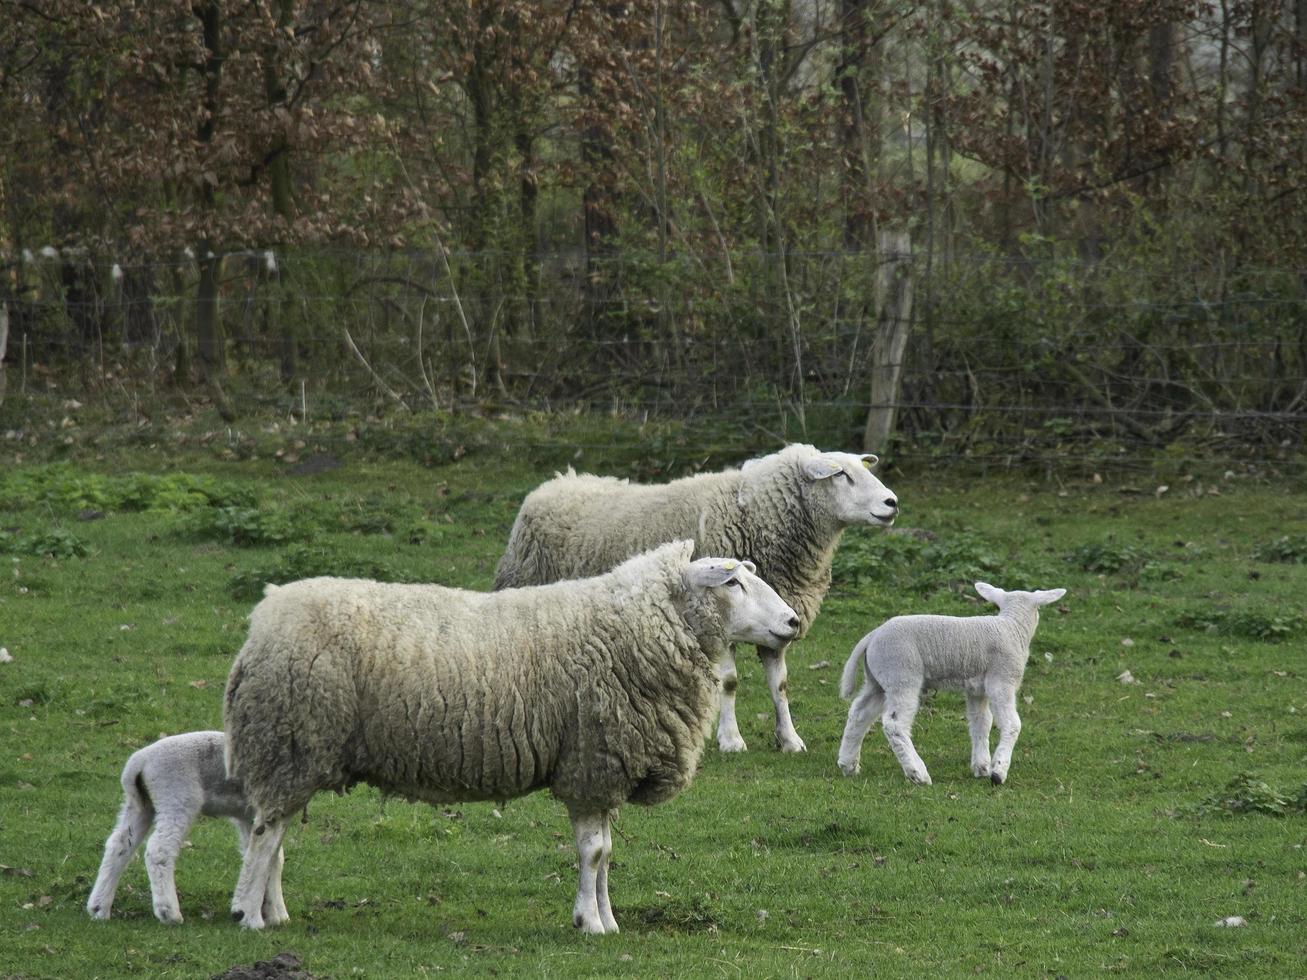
top-left (863, 230), bottom-right (914, 456)
top-left (0, 300), bottom-right (8, 408)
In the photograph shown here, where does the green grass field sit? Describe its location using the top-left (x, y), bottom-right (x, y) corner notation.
top-left (2, 450), bottom-right (1305, 978)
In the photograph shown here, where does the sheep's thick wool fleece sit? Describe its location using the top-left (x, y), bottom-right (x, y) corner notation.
top-left (224, 542), bottom-right (719, 823)
top-left (495, 444), bottom-right (838, 635)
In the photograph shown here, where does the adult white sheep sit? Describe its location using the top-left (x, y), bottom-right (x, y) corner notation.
top-left (837, 582), bottom-right (1066, 785)
top-left (493, 444), bottom-right (899, 753)
top-left (223, 540), bottom-right (798, 933)
top-left (86, 731), bottom-right (286, 925)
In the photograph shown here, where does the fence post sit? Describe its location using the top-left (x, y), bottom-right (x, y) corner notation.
top-left (862, 229), bottom-right (914, 456)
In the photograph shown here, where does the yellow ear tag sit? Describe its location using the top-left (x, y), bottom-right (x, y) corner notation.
top-left (862, 458), bottom-right (873, 470)
top-left (723, 561), bottom-right (736, 571)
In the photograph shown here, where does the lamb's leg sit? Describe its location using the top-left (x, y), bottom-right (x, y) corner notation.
top-left (837, 684), bottom-right (885, 776)
top-left (881, 691), bottom-right (930, 785)
top-left (759, 645), bottom-right (806, 752)
top-left (231, 819), bottom-right (286, 929)
top-left (87, 795), bottom-right (153, 920)
top-left (964, 683), bottom-right (994, 778)
top-left (234, 818), bottom-right (289, 926)
top-left (569, 809), bottom-right (610, 934)
top-left (986, 683), bottom-right (1022, 785)
top-left (595, 812), bottom-right (619, 934)
top-left (715, 649), bottom-right (748, 752)
top-left (144, 807), bottom-right (197, 924)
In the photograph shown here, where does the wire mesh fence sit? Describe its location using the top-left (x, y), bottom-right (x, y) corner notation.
top-left (2, 246), bottom-right (1304, 474)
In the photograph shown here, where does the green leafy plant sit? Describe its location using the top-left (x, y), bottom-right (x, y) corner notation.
top-left (1254, 535), bottom-right (1307, 564)
top-left (1182, 773), bottom-right (1307, 817)
top-left (228, 544), bottom-right (410, 600)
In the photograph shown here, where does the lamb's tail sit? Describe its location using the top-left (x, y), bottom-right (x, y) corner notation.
top-left (839, 634), bottom-right (873, 700)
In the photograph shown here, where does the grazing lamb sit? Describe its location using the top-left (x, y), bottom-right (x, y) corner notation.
top-left (837, 582), bottom-right (1067, 786)
top-left (493, 444), bottom-right (899, 753)
top-left (223, 541), bottom-right (799, 933)
top-left (87, 731), bottom-right (286, 925)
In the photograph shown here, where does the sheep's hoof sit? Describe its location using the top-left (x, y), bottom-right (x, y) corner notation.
top-left (154, 909), bottom-right (183, 925)
top-left (718, 735), bottom-right (748, 753)
top-left (778, 737), bottom-right (807, 753)
top-left (972, 764), bottom-right (990, 778)
top-left (837, 758), bottom-right (860, 777)
top-left (990, 771), bottom-right (1006, 786)
top-left (907, 771), bottom-right (932, 786)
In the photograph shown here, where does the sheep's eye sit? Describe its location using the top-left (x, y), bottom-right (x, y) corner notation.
top-left (724, 578), bottom-right (742, 588)
top-left (837, 470), bottom-right (853, 481)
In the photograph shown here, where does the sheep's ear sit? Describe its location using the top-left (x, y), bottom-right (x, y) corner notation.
top-left (801, 456), bottom-right (844, 481)
top-left (1035, 588), bottom-right (1067, 605)
top-left (974, 581), bottom-right (1004, 605)
top-left (670, 539), bottom-right (696, 563)
top-left (859, 454), bottom-right (879, 470)
top-left (688, 558), bottom-right (747, 588)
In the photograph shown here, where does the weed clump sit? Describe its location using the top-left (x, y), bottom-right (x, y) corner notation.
top-left (228, 544), bottom-right (412, 601)
top-left (1181, 773), bottom-right (1307, 817)
top-left (1254, 535), bottom-right (1307, 564)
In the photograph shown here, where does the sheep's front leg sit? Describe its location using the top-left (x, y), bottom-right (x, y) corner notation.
top-left (986, 683), bottom-right (1022, 785)
top-left (231, 818), bottom-right (286, 929)
top-left (759, 645), bottom-right (806, 752)
top-left (569, 809), bottom-right (615, 934)
top-left (837, 685), bottom-right (885, 776)
top-left (881, 691), bottom-right (930, 785)
top-left (715, 649), bottom-right (748, 752)
top-left (964, 682), bottom-right (993, 778)
top-left (144, 811), bottom-right (196, 924)
top-left (87, 798), bottom-right (152, 920)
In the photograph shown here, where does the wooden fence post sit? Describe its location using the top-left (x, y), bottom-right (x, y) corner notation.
top-left (862, 229), bottom-right (913, 456)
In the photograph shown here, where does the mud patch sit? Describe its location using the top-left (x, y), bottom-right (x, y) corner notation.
top-left (210, 951), bottom-right (321, 980)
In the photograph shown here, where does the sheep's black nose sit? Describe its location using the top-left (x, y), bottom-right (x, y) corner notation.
top-left (885, 497), bottom-right (899, 510)
top-left (787, 616), bottom-right (800, 630)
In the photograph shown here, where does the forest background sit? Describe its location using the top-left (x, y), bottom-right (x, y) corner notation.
top-left (1, 0), bottom-right (1305, 472)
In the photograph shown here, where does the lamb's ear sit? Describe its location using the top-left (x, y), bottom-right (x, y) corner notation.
top-left (670, 539), bottom-right (696, 563)
top-left (974, 581), bottom-right (1004, 605)
top-left (688, 558), bottom-right (746, 588)
top-left (859, 454), bottom-right (879, 470)
top-left (801, 455), bottom-right (844, 481)
top-left (1035, 588), bottom-right (1067, 605)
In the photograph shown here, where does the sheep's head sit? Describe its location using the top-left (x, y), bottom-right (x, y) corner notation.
top-left (799, 451), bottom-right (899, 528)
top-left (975, 582), bottom-right (1067, 618)
top-left (686, 557), bottom-right (800, 648)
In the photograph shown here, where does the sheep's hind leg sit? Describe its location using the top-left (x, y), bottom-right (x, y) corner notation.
top-left (596, 811), bottom-right (619, 934)
top-left (759, 645), bottom-right (806, 752)
top-left (144, 809), bottom-right (196, 924)
top-left (837, 684), bottom-right (885, 776)
top-left (986, 683), bottom-right (1022, 785)
top-left (715, 649), bottom-right (748, 752)
top-left (964, 682), bottom-right (993, 778)
top-left (87, 796), bottom-right (152, 920)
top-left (235, 819), bottom-right (289, 926)
top-left (231, 818), bottom-right (286, 929)
top-left (881, 692), bottom-right (930, 785)
top-left (569, 809), bottom-right (611, 934)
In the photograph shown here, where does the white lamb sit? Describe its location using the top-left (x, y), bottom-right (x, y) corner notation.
top-left (837, 582), bottom-right (1066, 786)
top-left (222, 541), bottom-right (799, 933)
top-left (493, 444), bottom-right (899, 753)
top-left (86, 731), bottom-right (286, 925)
